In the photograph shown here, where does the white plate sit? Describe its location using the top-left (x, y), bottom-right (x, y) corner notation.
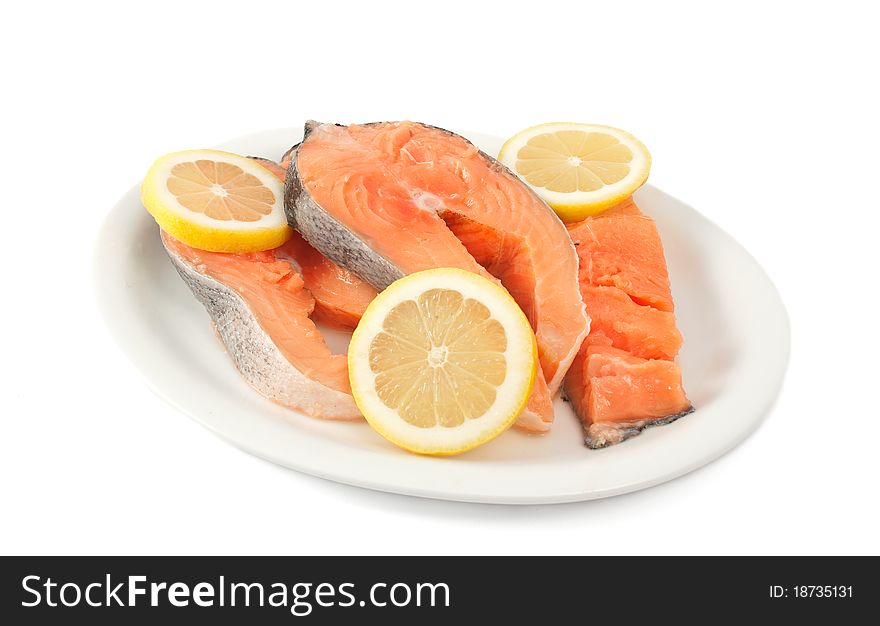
top-left (95, 127), bottom-right (789, 504)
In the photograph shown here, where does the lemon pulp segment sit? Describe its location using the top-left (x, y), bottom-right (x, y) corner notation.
top-left (370, 289), bottom-right (508, 428)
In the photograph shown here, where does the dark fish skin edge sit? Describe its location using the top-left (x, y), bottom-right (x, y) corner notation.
top-left (282, 120), bottom-right (567, 291)
top-left (584, 405), bottom-right (696, 449)
top-left (247, 155), bottom-right (277, 166)
top-left (284, 123), bottom-right (405, 289)
top-left (279, 143), bottom-right (299, 166)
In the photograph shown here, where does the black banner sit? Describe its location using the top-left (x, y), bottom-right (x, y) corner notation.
top-left (1, 557), bottom-right (874, 623)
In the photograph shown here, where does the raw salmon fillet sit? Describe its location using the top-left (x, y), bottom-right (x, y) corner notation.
top-left (286, 121), bottom-right (590, 431)
top-left (564, 198), bottom-right (692, 447)
top-left (280, 231), bottom-right (378, 330)
top-left (162, 231), bottom-right (362, 420)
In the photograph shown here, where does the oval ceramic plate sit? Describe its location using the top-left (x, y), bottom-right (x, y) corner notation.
top-left (95, 128), bottom-right (789, 504)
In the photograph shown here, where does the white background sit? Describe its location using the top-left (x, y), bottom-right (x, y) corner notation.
top-left (2, 0), bottom-right (878, 556)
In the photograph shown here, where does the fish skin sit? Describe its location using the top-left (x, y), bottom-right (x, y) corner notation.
top-left (163, 236), bottom-right (361, 420)
top-left (584, 407), bottom-right (695, 449)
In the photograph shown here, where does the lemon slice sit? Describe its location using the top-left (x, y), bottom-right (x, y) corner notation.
top-left (348, 268), bottom-right (537, 455)
top-left (499, 123), bottom-right (651, 221)
top-left (141, 149), bottom-right (292, 252)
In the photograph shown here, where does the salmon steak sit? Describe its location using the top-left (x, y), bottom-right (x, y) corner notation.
top-left (564, 198), bottom-right (692, 448)
top-left (285, 121), bottom-right (590, 431)
top-left (161, 230), bottom-right (375, 420)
